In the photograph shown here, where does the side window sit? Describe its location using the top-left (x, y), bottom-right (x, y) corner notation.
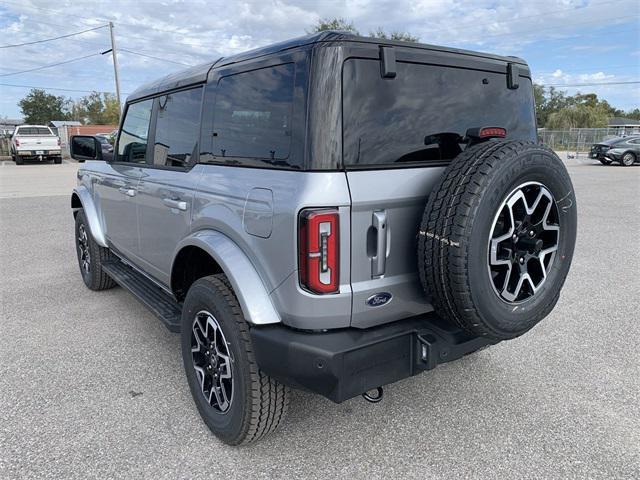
top-left (117, 99), bottom-right (152, 163)
top-left (212, 63), bottom-right (295, 165)
top-left (153, 88), bottom-right (202, 168)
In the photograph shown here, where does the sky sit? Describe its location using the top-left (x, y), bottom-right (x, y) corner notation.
top-left (0, 0), bottom-right (639, 120)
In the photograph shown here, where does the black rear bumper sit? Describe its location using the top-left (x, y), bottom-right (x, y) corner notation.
top-left (250, 313), bottom-right (495, 403)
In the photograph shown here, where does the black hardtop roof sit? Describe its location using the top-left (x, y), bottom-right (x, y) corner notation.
top-left (127, 30), bottom-right (528, 102)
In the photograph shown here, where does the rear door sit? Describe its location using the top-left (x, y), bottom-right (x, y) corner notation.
top-left (343, 56), bottom-right (537, 328)
top-left (135, 87), bottom-right (203, 286)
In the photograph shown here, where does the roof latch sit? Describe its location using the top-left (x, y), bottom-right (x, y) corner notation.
top-left (379, 46), bottom-right (396, 79)
top-left (507, 63), bottom-right (519, 90)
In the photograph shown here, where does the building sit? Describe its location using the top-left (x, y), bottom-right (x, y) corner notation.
top-left (608, 117), bottom-right (640, 136)
top-left (0, 118), bottom-right (24, 136)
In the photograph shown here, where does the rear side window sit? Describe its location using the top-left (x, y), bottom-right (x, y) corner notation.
top-left (153, 88), bottom-right (202, 168)
top-left (342, 59), bottom-right (536, 168)
top-left (16, 127), bottom-right (53, 136)
top-left (117, 99), bottom-right (152, 164)
top-left (212, 63), bottom-right (295, 166)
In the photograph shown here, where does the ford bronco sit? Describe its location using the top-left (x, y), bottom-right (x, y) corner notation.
top-left (69, 31), bottom-right (577, 445)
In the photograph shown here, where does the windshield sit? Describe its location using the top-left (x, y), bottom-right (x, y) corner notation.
top-left (342, 59), bottom-right (536, 167)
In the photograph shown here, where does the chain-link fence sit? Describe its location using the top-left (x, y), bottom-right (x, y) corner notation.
top-left (537, 128), bottom-right (626, 153)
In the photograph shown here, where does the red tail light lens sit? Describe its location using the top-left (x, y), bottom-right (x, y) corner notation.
top-left (479, 127), bottom-right (506, 138)
top-left (299, 208), bottom-right (339, 294)
top-left (15, 138), bottom-right (20, 146)
top-left (57, 137), bottom-right (61, 146)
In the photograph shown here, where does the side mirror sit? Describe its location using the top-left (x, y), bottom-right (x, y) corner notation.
top-left (70, 135), bottom-right (104, 162)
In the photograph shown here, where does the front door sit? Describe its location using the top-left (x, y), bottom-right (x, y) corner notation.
top-left (136, 88), bottom-right (203, 286)
top-left (96, 98), bottom-right (153, 260)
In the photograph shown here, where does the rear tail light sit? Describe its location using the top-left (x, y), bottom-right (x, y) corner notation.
top-left (57, 137), bottom-right (61, 146)
top-left (15, 138), bottom-right (20, 146)
top-left (298, 208), bottom-right (339, 294)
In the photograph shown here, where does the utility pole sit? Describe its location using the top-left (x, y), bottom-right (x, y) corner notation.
top-left (108, 21), bottom-right (122, 111)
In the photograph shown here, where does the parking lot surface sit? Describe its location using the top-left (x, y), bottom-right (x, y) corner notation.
top-left (1, 158), bottom-right (639, 479)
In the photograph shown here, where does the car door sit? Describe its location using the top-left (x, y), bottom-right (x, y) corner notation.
top-left (135, 87), bottom-right (203, 286)
top-left (94, 99), bottom-right (153, 260)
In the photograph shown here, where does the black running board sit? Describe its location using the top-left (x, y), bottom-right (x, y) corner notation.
top-left (102, 260), bottom-right (182, 332)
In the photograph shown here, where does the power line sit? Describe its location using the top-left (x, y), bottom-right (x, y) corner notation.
top-left (0, 25), bottom-right (107, 48)
top-left (0, 82), bottom-right (126, 94)
top-left (0, 52), bottom-right (103, 77)
top-left (119, 48), bottom-right (193, 66)
top-left (541, 81), bottom-right (640, 87)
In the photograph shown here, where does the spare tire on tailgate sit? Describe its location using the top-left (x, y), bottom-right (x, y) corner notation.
top-left (418, 141), bottom-right (577, 341)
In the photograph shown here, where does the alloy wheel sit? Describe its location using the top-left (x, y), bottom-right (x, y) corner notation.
top-left (488, 182), bottom-right (560, 304)
top-left (77, 224), bottom-right (91, 274)
top-left (191, 310), bottom-right (234, 413)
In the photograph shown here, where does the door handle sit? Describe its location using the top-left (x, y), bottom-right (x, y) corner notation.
top-left (163, 197), bottom-right (188, 211)
top-left (371, 210), bottom-right (387, 278)
top-left (118, 187), bottom-right (136, 197)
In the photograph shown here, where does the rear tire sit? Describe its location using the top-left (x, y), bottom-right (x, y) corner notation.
top-left (74, 210), bottom-right (116, 290)
top-left (54, 157), bottom-right (62, 164)
top-left (15, 156), bottom-right (23, 165)
top-left (181, 274), bottom-right (289, 445)
top-left (418, 141), bottom-right (577, 341)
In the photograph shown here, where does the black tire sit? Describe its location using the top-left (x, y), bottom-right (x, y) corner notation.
top-left (74, 210), bottom-right (116, 290)
top-left (15, 155), bottom-right (23, 165)
top-left (599, 158), bottom-right (612, 165)
top-left (181, 274), bottom-right (289, 445)
top-left (621, 152), bottom-right (636, 166)
top-left (418, 141), bottom-right (577, 341)
top-left (54, 157), bottom-right (62, 164)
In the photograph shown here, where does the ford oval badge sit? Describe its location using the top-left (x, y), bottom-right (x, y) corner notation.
top-left (366, 292), bottom-right (392, 307)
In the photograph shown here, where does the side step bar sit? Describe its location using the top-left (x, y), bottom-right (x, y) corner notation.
top-left (102, 260), bottom-right (182, 332)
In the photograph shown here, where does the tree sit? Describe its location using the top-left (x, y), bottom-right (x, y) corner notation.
top-left (18, 89), bottom-right (68, 124)
top-left (70, 92), bottom-right (120, 125)
top-left (546, 104), bottom-right (609, 129)
top-left (369, 27), bottom-right (419, 42)
top-left (308, 18), bottom-right (359, 34)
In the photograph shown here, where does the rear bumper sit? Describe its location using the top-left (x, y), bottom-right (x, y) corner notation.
top-left (250, 313), bottom-right (495, 403)
top-left (17, 150), bottom-right (61, 157)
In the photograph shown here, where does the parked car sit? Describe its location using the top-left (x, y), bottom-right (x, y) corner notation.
top-left (95, 135), bottom-right (114, 160)
top-left (69, 31), bottom-right (577, 445)
top-left (10, 125), bottom-right (62, 164)
top-left (603, 136), bottom-right (640, 166)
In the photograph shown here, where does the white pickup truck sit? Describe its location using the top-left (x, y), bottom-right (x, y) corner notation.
top-left (10, 125), bottom-right (62, 164)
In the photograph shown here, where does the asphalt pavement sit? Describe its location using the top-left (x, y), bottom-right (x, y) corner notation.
top-left (0, 157), bottom-right (638, 479)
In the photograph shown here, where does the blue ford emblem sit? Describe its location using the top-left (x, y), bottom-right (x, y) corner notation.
top-left (366, 292), bottom-right (392, 307)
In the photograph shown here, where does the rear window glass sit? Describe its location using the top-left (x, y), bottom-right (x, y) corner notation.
top-left (212, 63), bottom-right (295, 166)
top-left (342, 59), bottom-right (536, 167)
top-left (16, 127), bottom-right (53, 136)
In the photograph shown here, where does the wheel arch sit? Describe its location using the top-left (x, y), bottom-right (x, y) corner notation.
top-left (71, 186), bottom-right (107, 247)
top-left (171, 231), bottom-right (281, 325)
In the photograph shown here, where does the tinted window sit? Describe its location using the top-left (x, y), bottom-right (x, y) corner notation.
top-left (117, 99), bottom-right (152, 163)
top-left (17, 127), bottom-right (53, 136)
top-left (343, 59), bottom-right (537, 167)
top-left (212, 63), bottom-right (295, 165)
top-left (152, 88), bottom-right (201, 168)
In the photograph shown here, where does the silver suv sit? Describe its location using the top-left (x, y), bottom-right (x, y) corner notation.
top-left (70, 31), bottom-right (577, 445)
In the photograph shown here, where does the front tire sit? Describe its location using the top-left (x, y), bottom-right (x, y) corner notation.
top-left (621, 152), bottom-right (636, 166)
top-left (181, 275), bottom-right (289, 445)
top-left (74, 210), bottom-right (116, 290)
top-left (599, 158), bottom-right (612, 165)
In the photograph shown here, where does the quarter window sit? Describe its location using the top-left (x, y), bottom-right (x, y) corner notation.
top-left (212, 63), bottom-right (295, 163)
top-left (153, 88), bottom-right (202, 168)
top-left (117, 99), bottom-right (152, 163)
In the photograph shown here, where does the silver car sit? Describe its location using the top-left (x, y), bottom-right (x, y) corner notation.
top-left (70, 31), bottom-right (577, 445)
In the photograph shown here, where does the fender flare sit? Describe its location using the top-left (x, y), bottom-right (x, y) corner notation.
top-left (173, 230), bottom-right (281, 325)
top-left (71, 186), bottom-right (107, 247)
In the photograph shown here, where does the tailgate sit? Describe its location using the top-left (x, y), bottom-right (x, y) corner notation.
top-left (16, 136), bottom-right (58, 150)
